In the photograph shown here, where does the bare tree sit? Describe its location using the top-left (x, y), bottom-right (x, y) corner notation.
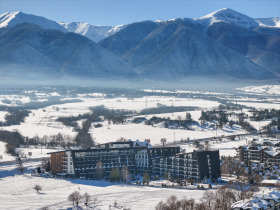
top-left (17, 158), bottom-right (25, 174)
top-left (83, 192), bottom-right (91, 206)
top-left (93, 196), bottom-right (98, 204)
top-left (33, 184), bottom-right (42, 193)
top-left (193, 140), bottom-right (200, 148)
top-left (221, 157), bottom-right (234, 176)
top-left (121, 166), bottom-right (130, 182)
top-left (202, 191), bottom-right (215, 209)
top-left (95, 160), bottom-right (104, 179)
top-left (203, 141), bottom-right (211, 151)
top-left (68, 191), bottom-right (82, 206)
top-left (117, 137), bottom-right (128, 142)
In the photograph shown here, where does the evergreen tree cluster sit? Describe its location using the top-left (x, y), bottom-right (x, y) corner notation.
top-left (199, 110), bottom-right (229, 128)
top-left (250, 109), bottom-right (280, 121)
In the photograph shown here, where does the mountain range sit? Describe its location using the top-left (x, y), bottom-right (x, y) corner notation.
top-left (0, 8), bottom-right (279, 81)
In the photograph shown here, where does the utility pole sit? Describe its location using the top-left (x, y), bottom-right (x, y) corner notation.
top-left (215, 123), bottom-right (217, 137)
top-left (145, 97), bottom-right (147, 109)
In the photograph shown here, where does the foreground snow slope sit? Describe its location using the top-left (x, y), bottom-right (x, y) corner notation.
top-left (0, 162), bottom-right (207, 210)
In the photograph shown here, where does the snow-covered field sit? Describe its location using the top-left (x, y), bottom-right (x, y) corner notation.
top-left (238, 85), bottom-right (280, 95)
top-left (237, 101), bottom-right (280, 109)
top-left (78, 96), bottom-right (220, 111)
top-left (0, 103), bottom-right (89, 137)
top-left (90, 121), bottom-right (246, 145)
top-left (0, 111), bottom-right (7, 121)
top-left (0, 96), bottom-right (220, 138)
top-left (136, 110), bottom-right (203, 122)
top-left (16, 147), bottom-right (61, 159)
top-left (0, 162), bottom-right (208, 210)
top-left (0, 141), bottom-right (61, 162)
top-left (179, 136), bottom-right (248, 157)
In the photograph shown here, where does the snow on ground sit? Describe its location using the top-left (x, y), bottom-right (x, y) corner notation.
top-left (0, 141), bottom-right (15, 162)
top-left (0, 141), bottom-right (61, 162)
top-left (181, 137), bottom-right (249, 157)
top-left (0, 103), bottom-right (89, 137)
top-left (238, 85), bottom-right (280, 95)
top-left (1, 121), bottom-right (76, 138)
top-left (236, 102), bottom-right (280, 109)
top-left (249, 120), bottom-right (272, 130)
top-left (16, 147), bottom-right (61, 159)
top-left (90, 121), bottom-right (246, 145)
top-left (136, 110), bottom-right (202, 122)
top-left (0, 111), bottom-right (7, 121)
top-left (0, 162), bottom-right (208, 210)
top-left (0, 96), bottom-right (219, 138)
top-left (78, 96), bottom-right (220, 111)
top-left (0, 95), bottom-right (31, 105)
top-left (143, 89), bottom-right (230, 96)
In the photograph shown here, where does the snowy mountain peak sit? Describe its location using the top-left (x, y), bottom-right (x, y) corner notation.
top-left (58, 22), bottom-right (112, 42)
top-left (0, 11), bottom-right (68, 32)
top-left (105, 24), bottom-right (128, 37)
top-left (195, 8), bottom-right (259, 29)
top-left (0, 11), bottom-right (21, 28)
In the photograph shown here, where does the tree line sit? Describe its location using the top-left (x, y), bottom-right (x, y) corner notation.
top-left (155, 181), bottom-right (256, 210)
top-left (0, 108), bottom-right (30, 126)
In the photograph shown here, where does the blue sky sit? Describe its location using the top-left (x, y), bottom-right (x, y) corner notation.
top-left (1, 0), bottom-right (279, 26)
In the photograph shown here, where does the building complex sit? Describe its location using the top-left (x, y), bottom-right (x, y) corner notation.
top-left (49, 140), bottom-right (221, 180)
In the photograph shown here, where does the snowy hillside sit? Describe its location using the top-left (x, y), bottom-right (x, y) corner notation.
top-left (0, 11), bottom-right (128, 42)
top-left (0, 11), bottom-right (67, 32)
top-left (0, 166), bottom-right (207, 210)
top-left (0, 9), bottom-right (279, 80)
top-left (237, 85), bottom-right (280, 95)
top-left (0, 23), bottom-right (136, 78)
top-left (105, 24), bottom-right (128, 37)
top-left (59, 22), bottom-right (112, 42)
top-left (100, 19), bottom-right (271, 79)
top-left (58, 22), bottom-right (128, 42)
top-left (255, 17), bottom-right (280, 28)
top-left (194, 8), bottom-right (259, 30)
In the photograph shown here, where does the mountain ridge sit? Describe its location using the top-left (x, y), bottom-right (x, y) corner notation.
top-left (0, 23), bottom-right (136, 78)
top-left (0, 9), bottom-right (279, 81)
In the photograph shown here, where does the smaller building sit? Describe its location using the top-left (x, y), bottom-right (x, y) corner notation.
top-left (152, 150), bottom-right (220, 180)
top-left (231, 190), bottom-right (280, 210)
top-left (238, 145), bottom-right (280, 165)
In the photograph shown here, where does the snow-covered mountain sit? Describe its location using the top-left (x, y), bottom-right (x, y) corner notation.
top-left (0, 9), bottom-right (279, 80)
top-left (0, 11), bottom-right (127, 42)
top-left (99, 8), bottom-right (280, 78)
top-left (255, 17), bottom-right (280, 28)
top-left (0, 11), bottom-right (67, 32)
top-left (100, 20), bottom-right (272, 79)
top-left (58, 22), bottom-right (128, 42)
top-left (59, 22), bottom-right (111, 42)
top-left (0, 23), bottom-right (135, 78)
top-left (194, 8), bottom-right (259, 31)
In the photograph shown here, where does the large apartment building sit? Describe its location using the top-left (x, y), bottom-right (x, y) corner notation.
top-left (49, 140), bottom-right (221, 180)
